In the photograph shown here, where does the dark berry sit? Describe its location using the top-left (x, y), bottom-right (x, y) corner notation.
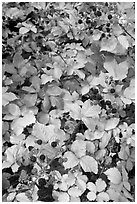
top-left (105, 2), bottom-right (108, 7)
top-left (110, 88), bottom-right (115, 93)
top-left (30, 156), bottom-right (37, 162)
top-left (119, 132), bottom-right (123, 138)
top-left (106, 23), bottom-right (110, 27)
top-left (111, 108), bottom-right (117, 114)
top-left (92, 6), bottom-right (96, 12)
top-left (38, 178), bottom-right (47, 187)
top-left (28, 146), bottom-right (34, 151)
top-left (96, 10), bottom-right (102, 17)
top-left (90, 21), bottom-right (97, 27)
top-left (78, 19), bottom-right (83, 24)
top-left (86, 19), bottom-right (91, 24)
top-left (90, 30), bottom-right (93, 35)
top-left (99, 100), bottom-right (106, 109)
top-left (51, 141), bottom-right (58, 148)
top-left (97, 26), bottom-right (103, 31)
top-left (92, 88), bottom-right (98, 94)
top-left (105, 100), bottom-right (111, 105)
top-left (101, 33), bottom-right (106, 38)
top-left (96, 94), bottom-right (102, 101)
top-left (106, 27), bottom-right (110, 33)
top-left (108, 14), bottom-right (112, 20)
top-left (37, 139), bottom-right (42, 145)
top-left (40, 154), bottom-right (45, 161)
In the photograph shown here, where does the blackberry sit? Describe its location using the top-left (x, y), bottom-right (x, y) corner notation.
top-left (106, 23), bottom-right (110, 27)
top-left (37, 139), bottom-right (42, 145)
top-left (51, 141), bottom-right (58, 148)
top-left (106, 27), bottom-right (110, 33)
top-left (78, 19), bottom-right (82, 24)
top-left (119, 132), bottom-right (123, 138)
top-left (38, 178), bottom-right (47, 187)
top-left (105, 100), bottom-right (111, 106)
top-left (110, 88), bottom-right (115, 93)
top-left (96, 10), bottom-right (102, 17)
top-left (30, 156), bottom-right (36, 162)
top-left (92, 88), bottom-right (98, 94)
top-left (101, 33), bottom-right (106, 38)
top-left (111, 108), bottom-right (117, 114)
top-left (108, 14), bottom-right (112, 20)
top-left (28, 146), bottom-right (34, 151)
top-left (96, 94), bottom-right (102, 101)
top-left (39, 154), bottom-right (45, 161)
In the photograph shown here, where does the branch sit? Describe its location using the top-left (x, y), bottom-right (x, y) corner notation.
top-left (119, 23), bottom-right (135, 41)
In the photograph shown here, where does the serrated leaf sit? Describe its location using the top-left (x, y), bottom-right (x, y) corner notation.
top-left (16, 193), bottom-right (31, 202)
top-left (118, 35), bottom-right (129, 49)
top-left (87, 182), bottom-right (96, 192)
top-left (68, 186), bottom-right (83, 197)
top-left (71, 140), bottom-right (86, 158)
top-left (82, 100), bottom-right (101, 118)
top-left (41, 74), bottom-right (53, 84)
top-left (99, 131), bottom-right (112, 149)
top-left (87, 192), bottom-right (96, 201)
top-left (31, 26), bottom-right (37, 33)
top-left (104, 59), bottom-right (128, 80)
top-left (19, 27), bottom-right (30, 35)
top-left (100, 36), bottom-right (117, 52)
top-left (58, 192), bottom-right (70, 202)
top-left (80, 155), bottom-right (98, 173)
top-left (11, 112), bottom-right (35, 136)
top-left (96, 178), bottom-right (107, 192)
top-left (96, 192), bottom-right (109, 202)
top-left (123, 86), bottom-right (135, 100)
top-left (23, 93), bottom-right (37, 107)
top-left (104, 167), bottom-right (121, 184)
top-left (8, 103), bottom-right (20, 116)
top-left (63, 151), bottom-right (79, 169)
top-left (105, 118), bottom-right (119, 131)
top-left (2, 90), bottom-right (17, 106)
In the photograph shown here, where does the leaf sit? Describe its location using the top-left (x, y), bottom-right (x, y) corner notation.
top-left (68, 186), bottom-right (83, 197)
top-left (100, 36), bottom-right (117, 52)
top-left (19, 27), bottom-right (30, 35)
top-left (23, 93), bottom-right (37, 107)
top-left (87, 192), bottom-right (96, 201)
top-left (11, 112), bottom-right (36, 136)
top-left (95, 178), bottom-right (107, 192)
top-left (86, 141), bottom-right (95, 154)
top-left (13, 53), bottom-right (24, 68)
top-left (123, 86), bottom-right (135, 100)
top-left (105, 118), bottom-right (119, 131)
top-left (8, 103), bottom-right (20, 116)
top-left (99, 131), bottom-right (112, 149)
top-left (82, 100), bottom-right (101, 118)
top-left (58, 192), bottom-right (70, 202)
top-left (104, 167), bottom-right (121, 184)
top-left (118, 35), bottom-right (129, 49)
top-left (104, 59), bottom-right (129, 80)
top-left (7, 192), bottom-right (16, 202)
top-left (96, 192), bottom-right (109, 202)
top-left (80, 155), bottom-right (98, 173)
top-left (63, 151), bottom-right (79, 169)
top-left (71, 140), bottom-right (86, 158)
top-left (81, 85), bottom-right (90, 95)
top-left (16, 193), bottom-right (31, 202)
top-left (87, 182), bottom-right (96, 192)
top-left (2, 88), bottom-right (17, 106)
top-left (41, 74), bottom-right (53, 84)
top-left (31, 26), bottom-right (37, 33)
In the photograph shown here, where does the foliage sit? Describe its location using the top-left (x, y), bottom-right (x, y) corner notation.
top-left (2, 2), bottom-right (135, 202)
